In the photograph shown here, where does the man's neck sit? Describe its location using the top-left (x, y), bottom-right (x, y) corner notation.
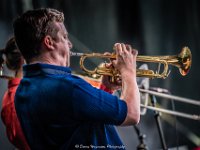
top-left (29, 53), bottom-right (67, 67)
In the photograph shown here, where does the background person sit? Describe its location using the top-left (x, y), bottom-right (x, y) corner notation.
top-left (0, 37), bottom-right (30, 150)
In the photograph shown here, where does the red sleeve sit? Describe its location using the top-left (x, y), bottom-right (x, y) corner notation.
top-left (1, 78), bottom-right (30, 150)
top-left (193, 147), bottom-right (200, 150)
top-left (99, 84), bottom-right (114, 94)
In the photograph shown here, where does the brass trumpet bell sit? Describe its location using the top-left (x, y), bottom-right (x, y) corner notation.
top-left (171, 46), bottom-right (192, 76)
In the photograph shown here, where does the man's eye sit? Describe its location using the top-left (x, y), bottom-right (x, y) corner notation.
top-left (64, 36), bottom-right (68, 39)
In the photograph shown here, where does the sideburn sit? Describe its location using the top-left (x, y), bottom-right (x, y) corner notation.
top-left (47, 22), bottom-right (60, 42)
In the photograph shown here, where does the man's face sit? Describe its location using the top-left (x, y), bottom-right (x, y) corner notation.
top-left (51, 22), bottom-right (72, 67)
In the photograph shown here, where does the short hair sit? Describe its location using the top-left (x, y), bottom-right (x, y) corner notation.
top-left (13, 8), bottom-right (64, 63)
top-left (0, 37), bottom-right (23, 71)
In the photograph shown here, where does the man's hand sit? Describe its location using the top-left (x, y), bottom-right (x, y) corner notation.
top-left (112, 43), bottom-right (138, 76)
top-left (101, 63), bottom-right (121, 91)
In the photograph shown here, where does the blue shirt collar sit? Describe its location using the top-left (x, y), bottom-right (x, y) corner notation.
top-left (23, 63), bottom-right (72, 77)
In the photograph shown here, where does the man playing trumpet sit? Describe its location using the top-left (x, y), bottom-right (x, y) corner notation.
top-left (13, 8), bottom-right (140, 149)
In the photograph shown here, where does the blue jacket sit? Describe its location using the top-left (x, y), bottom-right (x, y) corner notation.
top-left (15, 63), bottom-right (127, 150)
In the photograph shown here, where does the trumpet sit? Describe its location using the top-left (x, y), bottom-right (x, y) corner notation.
top-left (71, 47), bottom-right (192, 81)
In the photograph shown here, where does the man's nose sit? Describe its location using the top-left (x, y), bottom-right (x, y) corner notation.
top-left (68, 41), bottom-right (73, 49)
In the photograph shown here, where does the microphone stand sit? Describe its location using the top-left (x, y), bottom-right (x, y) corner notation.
top-left (134, 125), bottom-right (148, 150)
top-left (150, 95), bottom-right (168, 150)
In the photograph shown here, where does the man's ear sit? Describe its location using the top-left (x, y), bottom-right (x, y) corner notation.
top-left (43, 35), bottom-right (54, 50)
